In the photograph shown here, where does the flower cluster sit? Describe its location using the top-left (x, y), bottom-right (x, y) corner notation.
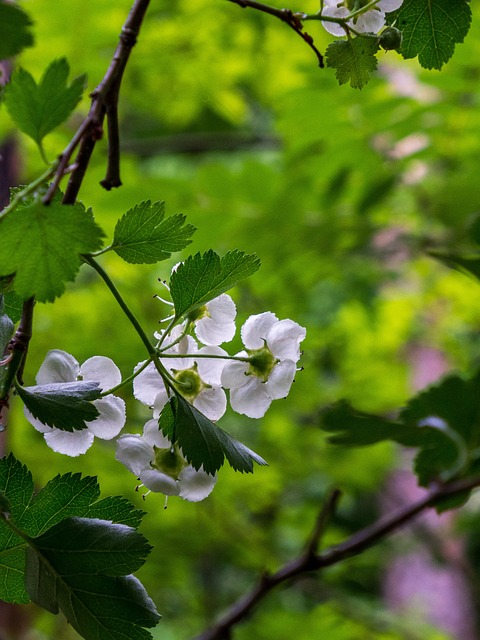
top-left (321, 0), bottom-right (403, 36)
top-left (23, 287), bottom-right (305, 502)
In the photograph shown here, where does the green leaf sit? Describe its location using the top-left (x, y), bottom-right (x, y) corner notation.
top-left (325, 37), bottom-right (379, 90)
top-left (170, 250), bottom-right (260, 320)
top-left (0, 455), bottom-right (159, 640)
top-left (4, 58), bottom-right (86, 150)
top-left (396, 0), bottom-right (472, 69)
top-left (428, 250), bottom-right (480, 283)
top-left (0, 2), bottom-right (34, 60)
top-left (2, 292), bottom-right (23, 323)
top-left (0, 198), bottom-right (104, 302)
top-left (112, 200), bottom-right (196, 264)
top-left (16, 381), bottom-right (101, 431)
top-left (159, 395), bottom-right (268, 475)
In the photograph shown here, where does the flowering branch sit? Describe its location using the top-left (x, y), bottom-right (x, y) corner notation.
top-left (192, 474), bottom-right (480, 640)
top-left (225, 0), bottom-right (324, 67)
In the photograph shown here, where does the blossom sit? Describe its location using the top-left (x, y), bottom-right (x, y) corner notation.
top-left (188, 294), bottom-right (237, 346)
top-left (321, 0), bottom-right (403, 36)
top-left (221, 312), bottom-right (306, 419)
top-left (116, 419), bottom-right (216, 501)
top-left (24, 349), bottom-right (126, 456)
top-left (134, 327), bottom-right (227, 421)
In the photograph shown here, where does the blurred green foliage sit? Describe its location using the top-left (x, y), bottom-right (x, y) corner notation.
top-left (3, 1), bottom-right (480, 638)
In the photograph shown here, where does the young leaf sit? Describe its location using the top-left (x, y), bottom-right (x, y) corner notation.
top-left (170, 250), bottom-right (260, 320)
top-left (0, 198), bottom-right (104, 302)
top-left (159, 395), bottom-right (267, 475)
top-left (4, 58), bottom-right (86, 151)
top-left (396, 0), bottom-right (471, 69)
top-left (326, 38), bottom-right (379, 90)
top-left (16, 381), bottom-right (101, 431)
top-left (0, 2), bottom-right (34, 60)
top-left (0, 455), bottom-right (160, 640)
top-left (112, 200), bottom-right (196, 264)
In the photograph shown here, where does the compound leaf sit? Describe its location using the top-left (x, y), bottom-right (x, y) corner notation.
top-left (112, 200), bottom-right (195, 264)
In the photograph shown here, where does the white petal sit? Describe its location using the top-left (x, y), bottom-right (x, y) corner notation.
top-left (116, 434), bottom-right (153, 475)
top-left (207, 294), bottom-right (236, 323)
top-left (24, 406), bottom-right (53, 433)
top-left (321, 5), bottom-right (350, 36)
top-left (354, 9), bottom-right (385, 33)
top-left (230, 377), bottom-right (272, 419)
top-left (265, 360), bottom-right (296, 400)
top-left (88, 396), bottom-right (126, 439)
top-left (44, 429), bottom-right (94, 457)
top-left (36, 350), bottom-right (79, 385)
top-left (143, 418), bottom-right (172, 448)
top-left (157, 326), bottom-right (197, 369)
top-left (194, 387), bottom-right (227, 421)
top-left (140, 468), bottom-right (180, 495)
top-left (196, 346), bottom-right (228, 385)
top-left (80, 356), bottom-right (122, 391)
top-left (179, 466), bottom-right (217, 502)
top-left (241, 312), bottom-right (278, 349)
top-left (152, 389), bottom-right (170, 418)
top-left (133, 361), bottom-right (165, 406)
top-left (266, 319), bottom-right (306, 362)
top-left (195, 317), bottom-right (236, 346)
top-left (379, 0), bottom-right (403, 11)
top-left (221, 356), bottom-right (249, 389)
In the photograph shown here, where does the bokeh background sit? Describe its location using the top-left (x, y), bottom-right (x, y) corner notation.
top-left (2, 1), bottom-right (480, 638)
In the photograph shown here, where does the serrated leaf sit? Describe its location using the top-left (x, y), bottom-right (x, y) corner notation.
top-left (159, 395), bottom-right (267, 475)
top-left (326, 37), bottom-right (379, 89)
top-left (112, 200), bottom-right (196, 264)
top-left (4, 58), bottom-right (86, 148)
top-left (0, 199), bottom-right (104, 302)
top-left (0, 2), bottom-right (34, 60)
top-left (396, 0), bottom-right (472, 69)
top-left (16, 381), bottom-right (101, 431)
top-left (0, 295), bottom-right (14, 355)
top-left (170, 250), bottom-right (260, 320)
top-left (0, 455), bottom-right (159, 640)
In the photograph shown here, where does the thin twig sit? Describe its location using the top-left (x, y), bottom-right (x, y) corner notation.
top-left (226, 0), bottom-right (324, 68)
top-left (193, 475), bottom-right (480, 640)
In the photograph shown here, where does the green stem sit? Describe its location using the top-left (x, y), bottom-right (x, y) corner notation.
top-left (0, 165), bottom-right (57, 220)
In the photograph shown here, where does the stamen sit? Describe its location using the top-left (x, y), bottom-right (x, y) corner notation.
top-left (164, 496), bottom-right (169, 509)
top-left (154, 294), bottom-right (174, 306)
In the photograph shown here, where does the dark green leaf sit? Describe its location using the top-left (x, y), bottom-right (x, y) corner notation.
top-left (326, 38), bottom-right (379, 90)
top-left (170, 250), bottom-right (260, 320)
top-left (4, 58), bottom-right (86, 148)
top-left (428, 250), bottom-right (480, 283)
top-left (159, 395), bottom-right (267, 474)
top-left (396, 0), bottom-right (472, 69)
top-left (0, 199), bottom-right (104, 302)
top-left (0, 295), bottom-right (14, 355)
top-left (17, 381), bottom-right (101, 431)
top-left (112, 200), bottom-right (196, 264)
top-left (2, 292), bottom-right (23, 323)
top-left (0, 2), bottom-right (34, 60)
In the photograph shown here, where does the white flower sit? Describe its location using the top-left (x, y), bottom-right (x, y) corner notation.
top-left (24, 349), bottom-right (126, 456)
top-left (134, 328), bottom-right (227, 421)
top-left (221, 312), bottom-right (306, 419)
top-left (189, 294), bottom-right (237, 346)
top-left (321, 0), bottom-right (403, 36)
top-left (116, 419), bottom-right (216, 502)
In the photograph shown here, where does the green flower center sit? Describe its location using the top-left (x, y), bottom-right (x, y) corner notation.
top-left (187, 304), bottom-right (209, 323)
top-left (247, 343), bottom-right (278, 382)
top-left (152, 445), bottom-right (186, 480)
top-left (173, 364), bottom-right (206, 402)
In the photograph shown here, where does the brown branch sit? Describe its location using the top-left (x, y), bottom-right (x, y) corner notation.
top-left (226, 0), bottom-right (324, 68)
top-left (193, 475), bottom-right (480, 640)
top-left (44, 0), bottom-right (151, 204)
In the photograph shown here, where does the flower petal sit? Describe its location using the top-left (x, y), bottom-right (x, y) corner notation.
top-left (179, 466), bottom-right (217, 502)
top-left (221, 356), bottom-right (249, 389)
top-left (44, 429), bottom-right (94, 457)
top-left (196, 346), bottom-right (228, 385)
top-left (195, 317), bottom-right (236, 346)
top-left (133, 361), bottom-right (165, 406)
top-left (265, 360), bottom-right (296, 400)
top-left (321, 5), bottom-right (350, 36)
top-left (241, 312), bottom-right (278, 349)
top-left (379, 0), bottom-right (403, 11)
top-left (143, 418), bottom-right (172, 448)
top-left (116, 434), bottom-right (153, 475)
top-left (230, 377), bottom-right (272, 419)
top-left (80, 356), bottom-right (122, 391)
top-left (152, 389), bottom-right (170, 419)
top-left (140, 468), bottom-right (180, 495)
top-left (36, 349), bottom-right (79, 385)
top-left (194, 386), bottom-right (227, 421)
top-left (354, 9), bottom-right (385, 33)
top-left (266, 319), bottom-right (306, 362)
top-left (24, 406), bottom-right (52, 433)
top-left (88, 396), bottom-right (126, 439)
